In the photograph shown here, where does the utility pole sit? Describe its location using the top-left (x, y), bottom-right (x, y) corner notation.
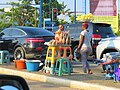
top-left (39, 0), bottom-right (43, 28)
top-left (85, 0), bottom-right (86, 14)
top-left (74, 0), bottom-right (76, 24)
top-left (49, 0), bottom-right (51, 18)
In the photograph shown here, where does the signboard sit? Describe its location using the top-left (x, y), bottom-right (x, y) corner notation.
top-left (43, 18), bottom-right (56, 31)
top-left (90, 0), bottom-right (117, 16)
top-left (90, 0), bottom-right (119, 35)
top-left (43, 18), bottom-right (51, 28)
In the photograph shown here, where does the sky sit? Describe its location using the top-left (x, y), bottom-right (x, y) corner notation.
top-left (0, 0), bottom-right (120, 13)
top-left (58, 0), bottom-right (120, 13)
top-left (58, 0), bottom-right (90, 13)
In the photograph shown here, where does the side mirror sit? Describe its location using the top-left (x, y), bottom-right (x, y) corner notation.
top-left (0, 75), bottom-right (29, 90)
top-left (0, 32), bottom-right (4, 37)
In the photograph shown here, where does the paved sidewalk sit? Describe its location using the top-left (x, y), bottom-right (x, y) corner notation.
top-left (0, 61), bottom-right (120, 90)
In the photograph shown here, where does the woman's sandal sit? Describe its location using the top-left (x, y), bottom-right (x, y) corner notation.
top-left (88, 69), bottom-right (93, 74)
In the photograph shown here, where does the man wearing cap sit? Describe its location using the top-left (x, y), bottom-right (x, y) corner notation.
top-left (76, 23), bottom-right (93, 74)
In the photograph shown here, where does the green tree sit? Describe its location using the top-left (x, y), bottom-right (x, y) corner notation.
top-left (34, 0), bottom-right (67, 22)
top-left (69, 15), bottom-right (74, 23)
top-left (10, 1), bottom-right (36, 26)
top-left (58, 19), bottom-right (68, 25)
top-left (0, 11), bottom-right (12, 29)
top-left (11, 0), bottom-right (67, 26)
top-left (0, 0), bottom-right (69, 28)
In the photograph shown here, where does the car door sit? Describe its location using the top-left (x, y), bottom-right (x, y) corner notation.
top-left (2, 28), bottom-right (27, 57)
top-left (11, 28), bottom-right (27, 45)
top-left (0, 28), bottom-right (13, 52)
top-left (2, 28), bottom-right (25, 53)
top-left (3, 28), bottom-right (26, 52)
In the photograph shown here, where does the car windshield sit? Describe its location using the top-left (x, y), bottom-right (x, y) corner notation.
top-left (93, 23), bottom-right (115, 38)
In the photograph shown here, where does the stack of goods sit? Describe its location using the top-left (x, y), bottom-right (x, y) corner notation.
top-left (76, 13), bottom-right (93, 22)
top-left (48, 31), bottom-right (71, 46)
top-left (101, 52), bottom-right (120, 81)
top-left (101, 52), bottom-right (120, 62)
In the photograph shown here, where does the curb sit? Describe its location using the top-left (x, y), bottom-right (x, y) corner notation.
top-left (0, 67), bottom-right (119, 90)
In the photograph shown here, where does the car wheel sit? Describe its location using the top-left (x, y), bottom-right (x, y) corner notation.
top-left (73, 45), bottom-right (80, 61)
top-left (14, 47), bottom-right (25, 60)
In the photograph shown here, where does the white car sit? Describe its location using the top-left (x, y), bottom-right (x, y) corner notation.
top-left (96, 36), bottom-right (119, 59)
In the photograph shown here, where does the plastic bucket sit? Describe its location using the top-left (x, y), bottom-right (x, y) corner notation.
top-left (14, 60), bottom-right (26, 69)
top-left (26, 60), bottom-right (40, 72)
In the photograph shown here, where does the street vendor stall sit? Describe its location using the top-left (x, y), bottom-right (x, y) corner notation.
top-left (44, 30), bottom-right (72, 75)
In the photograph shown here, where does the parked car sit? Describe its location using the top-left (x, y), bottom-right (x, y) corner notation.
top-left (0, 26), bottom-right (54, 60)
top-left (52, 22), bottom-right (116, 61)
top-left (96, 36), bottom-right (120, 60)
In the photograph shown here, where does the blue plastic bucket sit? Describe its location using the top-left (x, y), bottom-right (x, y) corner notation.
top-left (26, 60), bottom-right (40, 72)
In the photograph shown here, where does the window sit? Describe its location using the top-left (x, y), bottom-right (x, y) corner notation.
top-left (93, 23), bottom-right (115, 38)
top-left (12, 29), bottom-right (26, 37)
top-left (2, 29), bottom-right (12, 37)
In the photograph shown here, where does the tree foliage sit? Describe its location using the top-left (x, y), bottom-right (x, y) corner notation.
top-left (11, 0), bottom-right (66, 27)
top-left (10, 1), bottom-right (36, 26)
top-left (0, 10), bottom-right (12, 29)
top-left (58, 19), bottom-right (68, 25)
top-left (34, 0), bottom-right (68, 25)
top-left (0, 0), bottom-right (70, 28)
